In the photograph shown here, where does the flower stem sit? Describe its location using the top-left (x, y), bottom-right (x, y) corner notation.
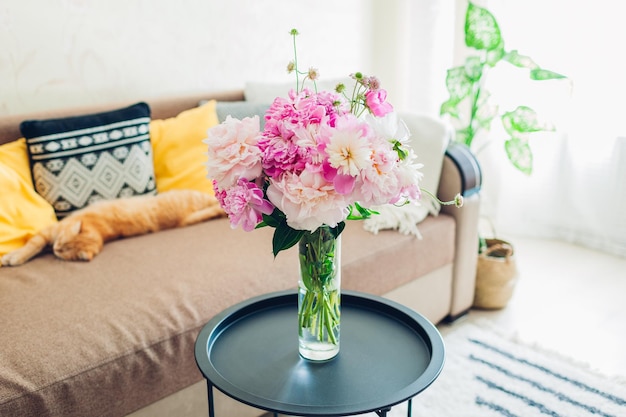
top-left (291, 29), bottom-right (300, 92)
top-left (298, 226), bottom-right (341, 346)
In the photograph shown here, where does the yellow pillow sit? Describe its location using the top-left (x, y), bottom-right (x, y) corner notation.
top-left (150, 100), bottom-right (219, 195)
top-left (0, 139), bottom-right (57, 259)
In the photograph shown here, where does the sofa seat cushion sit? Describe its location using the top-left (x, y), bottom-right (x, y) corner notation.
top-left (0, 215), bottom-right (454, 417)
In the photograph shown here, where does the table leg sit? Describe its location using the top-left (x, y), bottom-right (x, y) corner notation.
top-left (407, 398), bottom-right (412, 417)
top-left (376, 407), bottom-right (391, 416)
top-left (207, 381), bottom-right (215, 417)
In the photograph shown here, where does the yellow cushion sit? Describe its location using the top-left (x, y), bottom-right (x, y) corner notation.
top-left (0, 139), bottom-right (57, 259)
top-left (150, 100), bottom-right (219, 195)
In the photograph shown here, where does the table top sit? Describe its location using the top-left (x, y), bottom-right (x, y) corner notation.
top-left (194, 290), bottom-right (445, 416)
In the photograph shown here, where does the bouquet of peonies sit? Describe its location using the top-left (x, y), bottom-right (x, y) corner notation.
top-left (204, 30), bottom-right (424, 257)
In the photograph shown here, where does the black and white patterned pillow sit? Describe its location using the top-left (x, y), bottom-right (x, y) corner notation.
top-left (20, 102), bottom-right (156, 218)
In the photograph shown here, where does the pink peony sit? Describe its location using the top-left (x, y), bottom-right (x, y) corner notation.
top-left (266, 169), bottom-right (349, 231)
top-left (365, 89), bottom-right (394, 117)
top-left (205, 116), bottom-right (263, 188)
top-left (214, 179), bottom-right (274, 232)
top-left (205, 79), bottom-right (423, 241)
top-left (258, 133), bottom-right (308, 178)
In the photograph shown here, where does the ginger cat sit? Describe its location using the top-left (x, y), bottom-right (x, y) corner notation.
top-left (1, 189), bottom-right (225, 266)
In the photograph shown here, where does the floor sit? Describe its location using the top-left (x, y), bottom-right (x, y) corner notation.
top-left (449, 234), bottom-right (626, 379)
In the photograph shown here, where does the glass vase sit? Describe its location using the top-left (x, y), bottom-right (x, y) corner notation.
top-left (297, 225), bottom-right (341, 361)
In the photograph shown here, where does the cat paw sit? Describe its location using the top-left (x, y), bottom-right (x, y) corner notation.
top-left (1, 252), bottom-right (25, 266)
top-left (78, 251), bottom-right (95, 261)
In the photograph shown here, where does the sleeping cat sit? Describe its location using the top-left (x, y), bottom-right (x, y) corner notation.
top-left (1, 189), bottom-right (225, 266)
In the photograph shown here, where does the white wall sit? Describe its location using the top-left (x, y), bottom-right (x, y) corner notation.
top-left (0, 0), bottom-right (379, 115)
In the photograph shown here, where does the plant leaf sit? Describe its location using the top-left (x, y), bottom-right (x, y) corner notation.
top-left (464, 56), bottom-right (484, 81)
top-left (272, 222), bottom-right (304, 257)
top-left (504, 50), bottom-right (539, 69)
top-left (501, 106), bottom-right (554, 136)
top-left (329, 222), bottom-right (346, 239)
top-left (473, 90), bottom-right (498, 131)
top-left (260, 211), bottom-right (280, 228)
top-left (454, 128), bottom-right (472, 146)
top-left (504, 137), bottom-right (533, 175)
top-left (485, 43), bottom-right (505, 67)
top-left (440, 66), bottom-right (472, 118)
top-left (465, 2), bottom-right (502, 51)
top-left (440, 98), bottom-right (461, 118)
top-left (445, 66), bottom-right (472, 103)
top-left (530, 68), bottom-right (567, 80)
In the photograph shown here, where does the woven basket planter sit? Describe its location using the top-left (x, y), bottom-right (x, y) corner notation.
top-left (473, 238), bottom-right (518, 309)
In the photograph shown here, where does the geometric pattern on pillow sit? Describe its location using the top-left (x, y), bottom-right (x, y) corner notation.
top-left (20, 102), bottom-right (156, 218)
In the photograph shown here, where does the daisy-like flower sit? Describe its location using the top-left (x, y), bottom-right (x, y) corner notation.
top-left (325, 115), bottom-right (372, 177)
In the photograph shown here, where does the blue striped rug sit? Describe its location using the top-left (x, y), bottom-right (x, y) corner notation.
top-left (391, 323), bottom-right (626, 417)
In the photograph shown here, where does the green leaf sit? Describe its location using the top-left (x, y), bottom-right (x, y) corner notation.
top-left (464, 56), bottom-right (484, 81)
top-left (504, 50), bottom-right (539, 69)
top-left (475, 90), bottom-right (498, 130)
top-left (445, 66), bottom-right (472, 103)
top-left (504, 137), bottom-right (533, 175)
top-left (465, 2), bottom-right (502, 51)
top-left (351, 202), bottom-right (376, 219)
top-left (260, 210), bottom-right (281, 228)
top-left (454, 127), bottom-right (472, 146)
top-left (485, 44), bottom-right (505, 67)
top-left (440, 66), bottom-right (473, 118)
top-left (392, 139), bottom-right (408, 160)
top-left (501, 106), bottom-right (554, 136)
top-left (440, 99), bottom-right (460, 118)
top-left (530, 68), bottom-right (567, 80)
top-left (329, 222), bottom-right (346, 239)
top-left (272, 222), bottom-right (304, 257)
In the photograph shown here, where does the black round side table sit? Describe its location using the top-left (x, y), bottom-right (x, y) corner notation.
top-left (194, 290), bottom-right (445, 417)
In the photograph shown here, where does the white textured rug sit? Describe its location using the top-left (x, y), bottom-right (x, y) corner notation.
top-left (374, 323), bottom-right (626, 417)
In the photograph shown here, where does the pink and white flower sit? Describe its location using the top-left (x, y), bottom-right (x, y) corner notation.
top-left (204, 75), bottom-right (423, 242)
top-left (365, 89), bottom-right (394, 117)
top-left (214, 178), bottom-right (274, 232)
top-left (266, 169), bottom-right (349, 231)
top-left (205, 115), bottom-right (263, 188)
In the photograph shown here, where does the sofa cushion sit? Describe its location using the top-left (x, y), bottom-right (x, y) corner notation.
top-left (0, 139), bottom-right (57, 258)
top-left (215, 101), bottom-right (271, 129)
top-left (20, 102), bottom-right (155, 218)
top-left (0, 215), bottom-right (454, 417)
top-left (150, 100), bottom-right (219, 195)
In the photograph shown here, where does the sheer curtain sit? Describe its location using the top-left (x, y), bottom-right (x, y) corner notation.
top-left (460, 0), bottom-right (626, 257)
top-left (371, 0), bottom-right (625, 256)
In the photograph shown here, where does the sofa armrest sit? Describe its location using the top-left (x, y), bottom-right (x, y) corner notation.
top-left (437, 142), bottom-right (482, 319)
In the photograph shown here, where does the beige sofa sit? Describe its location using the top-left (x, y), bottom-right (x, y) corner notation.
top-left (0, 91), bottom-right (481, 417)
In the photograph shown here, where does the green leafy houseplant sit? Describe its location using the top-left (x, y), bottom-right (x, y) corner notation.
top-left (440, 2), bottom-right (567, 175)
